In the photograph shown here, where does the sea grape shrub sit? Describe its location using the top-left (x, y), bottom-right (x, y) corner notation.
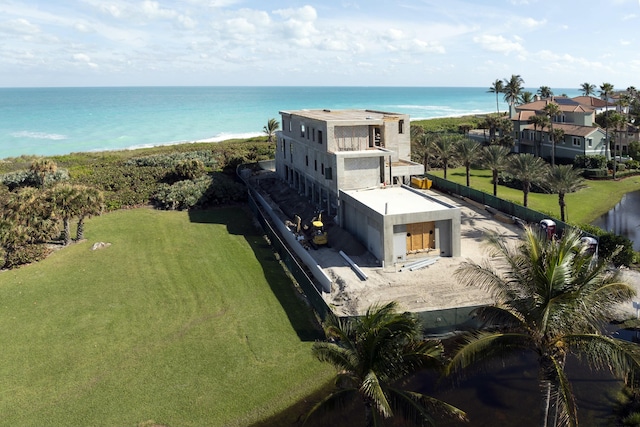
top-left (598, 233), bottom-right (635, 267)
top-left (173, 159), bottom-right (206, 181)
top-left (72, 164), bottom-right (167, 210)
top-left (125, 151), bottom-right (218, 169)
top-left (2, 244), bottom-right (51, 269)
top-left (0, 169), bottom-right (69, 190)
top-left (153, 174), bottom-right (246, 210)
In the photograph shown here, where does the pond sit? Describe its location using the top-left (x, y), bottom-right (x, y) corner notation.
top-left (592, 190), bottom-right (640, 251)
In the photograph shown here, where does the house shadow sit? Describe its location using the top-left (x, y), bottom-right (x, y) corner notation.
top-left (188, 207), bottom-right (324, 342)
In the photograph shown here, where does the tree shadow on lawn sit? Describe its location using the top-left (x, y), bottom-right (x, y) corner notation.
top-left (188, 207), bottom-right (324, 342)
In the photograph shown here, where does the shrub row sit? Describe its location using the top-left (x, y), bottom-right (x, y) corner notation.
top-left (125, 150), bottom-right (218, 168)
top-left (153, 174), bottom-right (246, 210)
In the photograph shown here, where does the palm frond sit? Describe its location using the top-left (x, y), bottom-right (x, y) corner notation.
top-left (386, 387), bottom-right (467, 426)
top-left (566, 334), bottom-right (640, 377)
top-left (360, 370), bottom-right (393, 418)
top-left (448, 331), bottom-right (534, 376)
top-left (546, 356), bottom-right (578, 427)
top-left (312, 341), bottom-right (357, 373)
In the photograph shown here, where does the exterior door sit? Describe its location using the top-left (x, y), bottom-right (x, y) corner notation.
top-left (406, 222), bottom-right (435, 252)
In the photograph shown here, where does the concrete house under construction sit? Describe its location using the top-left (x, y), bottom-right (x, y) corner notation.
top-left (275, 109), bottom-right (461, 267)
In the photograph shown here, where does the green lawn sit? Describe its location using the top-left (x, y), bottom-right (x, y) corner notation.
top-left (428, 168), bottom-right (640, 224)
top-left (0, 207), bottom-right (333, 427)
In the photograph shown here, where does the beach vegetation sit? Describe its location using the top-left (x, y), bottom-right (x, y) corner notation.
top-left (173, 158), bottom-right (206, 180)
top-left (411, 116), bottom-right (484, 134)
top-left (449, 226), bottom-right (640, 427)
top-left (152, 173), bottom-right (245, 210)
top-left (307, 301), bottom-right (466, 427)
top-left (29, 157), bottom-right (57, 188)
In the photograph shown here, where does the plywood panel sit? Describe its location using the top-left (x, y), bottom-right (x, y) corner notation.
top-left (406, 222), bottom-right (435, 252)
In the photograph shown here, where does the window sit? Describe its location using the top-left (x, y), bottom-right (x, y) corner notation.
top-left (305, 155), bottom-right (308, 166)
top-left (325, 167), bottom-right (333, 180)
top-left (281, 138), bottom-right (285, 153)
top-left (318, 130), bottom-right (323, 144)
top-left (290, 143), bottom-right (293, 162)
top-left (314, 159), bottom-right (317, 171)
top-left (572, 137), bottom-right (581, 147)
top-left (312, 128), bottom-right (315, 142)
top-left (288, 120), bottom-right (292, 132)
top-left (282, 119), bottom-right (287, 133)
top-left (587, 138), bottom-right (593, 147)
top-left (300, 124), bottom-right (305, 137)
top-left (321, 163), bottom-right (325, 174)
top-left (399, 120), bottom-right (404, 134)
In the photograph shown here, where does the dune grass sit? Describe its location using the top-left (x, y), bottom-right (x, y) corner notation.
top-left (428, 167), bottom-right (640, 224)
top-left (0, 207), bottom-right (333, 427)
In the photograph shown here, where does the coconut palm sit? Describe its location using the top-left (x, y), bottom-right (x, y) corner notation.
top-left (580, 82), bottom-right (596, 97)
top-left (600, 83), bottom-right (615, 160)
top-left (543, 102), bottom-right (562, 166)
top-left (488, 79), bottom-right (505, 114)
top-left (503, 74), bottom-right (525, 109)
top-left (434, 134), bottom-right (461, 179)
top-left (456, 138), bottom-right (481, 187)
top-left (306, 302), bottom-right (466, 427)
top-left (480, 144), bottom-right (510, 196)
top-left (74, 186), bottom-right (104, 241)
top-left (507, 153), bottom-right (548, 207)
top-left (519, 91), bottom-right (535, 105)
top-left (551, 128), bottom-right (565, 166)
top-left (546, 165), bottom-right (586, 222)
top-left (449, 226), bottom-right (640, 427)
top-left (29, 158), bottom-right (57, 189)
top-left (414, 132), bottom-right (436, 172)
top-left (529, 114), bottom-right (548, 157)
top-left (538, 86), bottom-right (554, 99)
top-left (263, 118), bottom-right (279, 143)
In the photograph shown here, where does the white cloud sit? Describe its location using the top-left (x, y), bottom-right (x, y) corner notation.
top-left (519, 17), bottom-right (546, 28)
top-left (0, 18), bottom-right (40, 35)
top-left (473, 34), bottom-right (524, 54)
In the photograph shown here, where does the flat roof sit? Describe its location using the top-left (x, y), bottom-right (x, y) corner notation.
top-left (279, 109), bottom-right (405, 122)
top-left (343, 186), bottom-right (454, 216)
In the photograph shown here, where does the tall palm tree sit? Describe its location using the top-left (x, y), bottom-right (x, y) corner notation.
top-left (456, 138), bottom-right (480, 187)
top-left (307, 302), bottom-right (466, 427)
top-left (580, 82), bottom-right (596, 96)
top-left (538, 86), bottom-right (553, 99)
top-left (29, 158), bottom-right (57, 189)
top-left (529, 114), bottom-right (547, 157)
top-left (507, 153), bottom-right (548, 207)
top-left (434, 134), bottom-right (461, 179)
top-left (74, 186), bottom-right (105, 241)
top-left (488, 79), bottom-right (505, 114)
top-left (449, 226), bottom-right (640, 427)
top-left (503, 74), bottom-right (525, 110)
top-left (600, 83), bottom-right (615, 160)
top-left (543, 102), bottom-right (561, 166)
top-left (414, 132), bottom-right (436, 172)
top-left (480, 144), bottom-right (510, 196)
top-left (546, 165), bottom-right (586, 222)
top-left (551, 128), bottom-right (565, 166)
top-left (263, 118), bottom-right (279, 143)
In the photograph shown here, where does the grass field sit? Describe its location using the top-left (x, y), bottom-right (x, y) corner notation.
top-left (0, 207), bottom-right (333, 426)
top-left (427, 167), bottom-right (640, 225)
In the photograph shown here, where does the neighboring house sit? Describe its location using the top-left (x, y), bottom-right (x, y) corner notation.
top-left (511, 97), bottom-right (608, 160)
top-left (275, 109), bottom-right (461, 266)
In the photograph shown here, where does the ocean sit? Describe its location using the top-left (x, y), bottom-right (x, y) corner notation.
top-left (0, 86), bottom-right (581, 159)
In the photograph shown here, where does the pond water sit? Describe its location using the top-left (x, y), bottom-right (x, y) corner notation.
top-left (592, 190), bottom-right (640, 251)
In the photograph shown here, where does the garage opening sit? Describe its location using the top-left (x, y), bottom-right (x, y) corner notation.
top-left (406, 222), bottom-right (436, 252)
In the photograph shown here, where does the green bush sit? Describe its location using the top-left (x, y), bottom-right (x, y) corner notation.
top-left (2, 244), bottom-right (51, 269)
top-left (0, 169), bottom-right (69, 190)
top-left (153, 174), bottom-right (246, 210)
top-left (598, 232), bottom-right (635, 267)
top-left (583, 169), bottom-right (608, 178)
top-left (574, 154), bottom-right (606, 169)
top-left (174, 159), bottom-right (206, 180)
top-left (126, 150), bottom-right (217, 168)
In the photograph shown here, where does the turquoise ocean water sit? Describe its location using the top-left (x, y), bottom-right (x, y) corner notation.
top-left (0, 86), bottom-right (581, 159)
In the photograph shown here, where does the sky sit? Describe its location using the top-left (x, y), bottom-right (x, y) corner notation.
top-left (1, 0), bottom-right (639, 88)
